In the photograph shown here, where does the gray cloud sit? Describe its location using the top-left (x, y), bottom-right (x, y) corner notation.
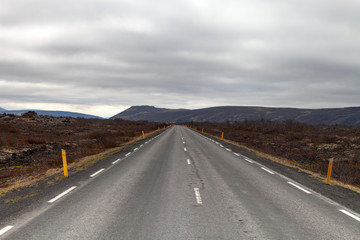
top-left (0, 0), bottom-right (359, 117)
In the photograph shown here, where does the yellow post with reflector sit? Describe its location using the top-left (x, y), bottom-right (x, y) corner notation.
top-left (202, 128), bottom-right (204, 133)
top-left (61, 149), bottom-right (68, 177)
top-left (326, 158), bottom-right (334, 184)
top-left (142, 131), bottom-right (145, 139)
top-left (221, 132), bottom-right (224, 140)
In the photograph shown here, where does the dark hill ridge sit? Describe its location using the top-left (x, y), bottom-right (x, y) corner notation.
top-left (0, 108), bottom-right (102, 119)
top-left (111, 105), bottom-right (360, 125)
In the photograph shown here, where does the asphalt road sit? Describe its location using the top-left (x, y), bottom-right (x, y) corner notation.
top-left (1, 126), bottom-right (359, 239)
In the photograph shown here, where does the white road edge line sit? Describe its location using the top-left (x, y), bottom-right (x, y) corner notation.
top-left (90, 168), bottom-right (105, 177)
top-left (187, 159), bottom-right (191, 165)
top-left (0, 225), bottom-right (13, 236)
top-left (261, 167), bottom-right (275, 174)
top-left (287, 182), bottom-right (312, 194)
top-left (133, 148), bottom-right (138, 151)
top-left (225, 148), bottom-right (232, 152)
top-left (48, 186), bottom-right (77, 203)
top-left (244, 158), bottom-right (253, 163)
top-left (339, 209), bottom-right (360, 222)
top-left (125, 152), bottom-right (131, 157)
top-left (184, 147), bottom-right (187, 152)
top-left (112, 158), bottom-right (121, 164)
top-left (219, 144), bottom-right (224, 147)
top-left (234, 153), bottom-right (240, 156)
top-left (194, 188), bottom-right (203, 205)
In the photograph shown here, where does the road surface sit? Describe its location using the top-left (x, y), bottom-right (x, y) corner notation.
top-left (1, 126), bottom-right (359, 239)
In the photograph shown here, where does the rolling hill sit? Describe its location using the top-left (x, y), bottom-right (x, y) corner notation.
top-left (0, 108), bottom-right (102, 119)
top-left (111, 105), bottom-right (360, 125)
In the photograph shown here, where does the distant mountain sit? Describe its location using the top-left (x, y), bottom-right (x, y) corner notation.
top-left (111, 105), bottom-right (360, 125)
top-left (0, 108), bottom-right (102, 119)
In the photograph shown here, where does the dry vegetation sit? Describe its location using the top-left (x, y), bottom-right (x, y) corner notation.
top-left (0, 111), bottom-right (164, 189)
top-left (189, 120), bottom-right (360, 187)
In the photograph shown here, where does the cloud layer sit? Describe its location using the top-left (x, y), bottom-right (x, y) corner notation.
top-left (1, 0), bottom-right (359, 117)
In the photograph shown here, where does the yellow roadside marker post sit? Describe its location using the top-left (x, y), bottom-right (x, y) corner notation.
top-left (221, 132), bottom-right (224, 140)
top-left (142, 131), bottom-right (145, 139)
top-left (326, 158), bottom-right (334, 184)
top-left (158, 127), bottom-right (160, 132)
top-left (61, 149), bottom-right (68, 177)
top-left (202, 128), bottom-right (204, 133)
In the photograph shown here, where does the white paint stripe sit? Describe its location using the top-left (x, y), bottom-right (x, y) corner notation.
top-left (287, 182), bottom-right (312, 194)
top-left (339, 209), bottom-right (360, 222)
top-left (187, 159), bottom-right (191, 165)
top-left (184, 147), bottom-right (187, 152)
top-left (112, 158), bottom-right (121, 164)
top-left (0, 226), bottom-right (13, 236)
top-left (140, 144), bottom-right (143, 147)
top-left (125, 152), bottom-right (131, 157)
top-left (183, 141), bottom-right (185, 144)
top-left (145, 141), bottom-right (148, 144)
top-left (234, 153), bottom-right (240, 156)
top-left (225, 148), bottom-right (232, 152)
top-left (219, 144), bottom-right (224, 147)
top-left (90, 168), bottom-right (105, 177)
top-left (215, 142), bottom-right (219, 144)
top-left (133, 148), bottom-right (138, 151)
top-left (244, 158), bottom-right (253, 163)
top-left (48, 186), bottom-right (77, 203)
top-left (194, 188), bottom-right (203, 205)
top-left (261, 167), bottom-right (274, 174)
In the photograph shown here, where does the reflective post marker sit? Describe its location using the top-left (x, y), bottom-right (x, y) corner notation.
top-left (62, 149), bottom-right (68, 177)
top-left (326, 158), bottom-right (334, 184)
top-left (142, 131), bottom-right (145, 139)
top-left (202, 128), bottom-right (204, 133)
top-left (221, 132), bottom-right (224, 140)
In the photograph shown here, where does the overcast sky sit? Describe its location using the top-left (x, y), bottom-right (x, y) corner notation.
top-left (1, 0), bottom-right (359, 118)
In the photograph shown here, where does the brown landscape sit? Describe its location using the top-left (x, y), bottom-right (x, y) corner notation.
top-left (189, 120), bottom-right (360, 188)
top-left (1, 112), bottom-right (359, 195)
top-left (0, 111), bottom-right (164, 191)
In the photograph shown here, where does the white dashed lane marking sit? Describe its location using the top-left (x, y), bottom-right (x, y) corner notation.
top-left (112, 159), bottom-right (121, 164)
top-left (234, 153), bottom-right (240, 156)
top-left (0, 226), bottom-right (14, 236)
top-left (187, 159), bottom-right (191, 165)
top-left (90, 168), bottom-right (105, 177)
top-left (48, 186), bottom-right (77, 203)
top-left (261, 167), bottom-right (274, 175)
top-left (225, 148), bottom-right (232, 152)
top-left (339, 209), bottom-right (360, 222)
top-left (287, 182), bottom-right (312, 194)
top-left (194, 188), bottom-right (203, 205)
